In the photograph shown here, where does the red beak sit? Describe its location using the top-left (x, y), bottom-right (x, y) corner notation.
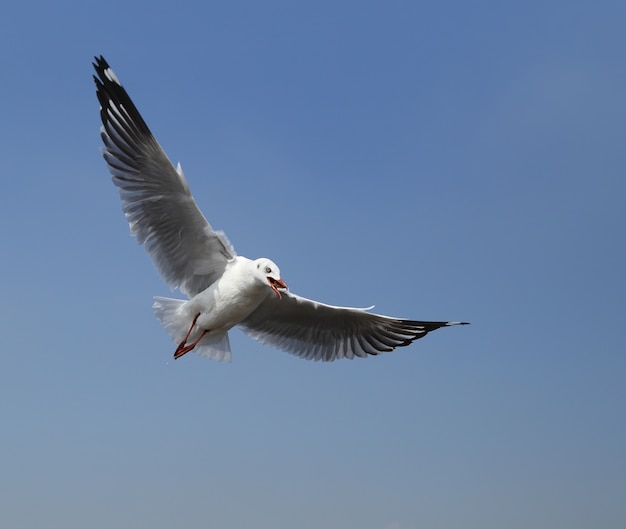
top-left (267, 277), bottom-right (287, 299)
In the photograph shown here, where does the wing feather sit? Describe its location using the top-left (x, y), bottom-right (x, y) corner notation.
top-left (93, 56), bottom-right (235, 297)
top-left (239, 291), bottom-right (467, 362)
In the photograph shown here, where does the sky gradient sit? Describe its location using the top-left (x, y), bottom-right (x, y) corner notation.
top-left (1, 2), bottom-right (625, 528)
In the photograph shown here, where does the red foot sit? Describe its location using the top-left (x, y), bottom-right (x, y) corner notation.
top-left (174, 314), bottom-right (208, 359)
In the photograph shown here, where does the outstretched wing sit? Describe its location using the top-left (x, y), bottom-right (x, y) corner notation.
top-left (239, 291), bottom-right (468, 361)
top-left (93, 56), bottom-right (235, 297)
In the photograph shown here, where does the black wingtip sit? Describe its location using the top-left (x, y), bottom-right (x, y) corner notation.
top-left (92, 55), bottom-right (108, 76)
top-left (92, 55), bottom-right (125, 91)
top-left (92, 56), bottom-right (110, 92)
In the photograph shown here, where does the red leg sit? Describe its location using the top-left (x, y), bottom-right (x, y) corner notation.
top-left (174, 328), bottom-right (208, 359)
top-left (182, 314), bottom-right (200, 344)
top-left (174, 314), bottom-right (205, 359)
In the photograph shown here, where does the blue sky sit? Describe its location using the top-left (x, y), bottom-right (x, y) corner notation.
top-left (1, 1), bottom-right (625, 528)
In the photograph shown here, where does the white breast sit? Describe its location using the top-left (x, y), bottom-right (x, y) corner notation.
top-left (185, 257), bottom-right (270, 333)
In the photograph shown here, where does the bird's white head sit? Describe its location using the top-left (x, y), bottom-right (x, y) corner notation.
top-left (254, 258), bottom-right (287, 299)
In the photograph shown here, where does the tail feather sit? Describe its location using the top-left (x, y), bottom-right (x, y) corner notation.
top-left (195, 332), bottom-right (232, 363)
top-left (153, 296), bottom-right (187, 342)
top-left (152, 297), bottom-right (232, 362)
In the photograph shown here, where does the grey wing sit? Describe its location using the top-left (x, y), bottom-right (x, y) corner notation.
top-left (239, 291), bottom-right (468, 361)
top-left (93, 56), bottom-right (235, 297)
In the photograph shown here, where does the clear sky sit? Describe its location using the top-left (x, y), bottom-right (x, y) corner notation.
top-left (1, 1), bottom-right (625, 528)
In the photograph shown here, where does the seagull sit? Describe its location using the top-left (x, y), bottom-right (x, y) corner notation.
top-left (93, 55), bottom-right (468, 362)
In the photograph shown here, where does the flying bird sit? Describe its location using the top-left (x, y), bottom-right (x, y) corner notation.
top-left (93, 55), bottom-right (468, 362)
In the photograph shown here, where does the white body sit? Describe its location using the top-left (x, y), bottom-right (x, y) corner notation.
top-left (154, 256), bottom-right (277, 361)
top-left (188, 257), bottom-right (271, 333)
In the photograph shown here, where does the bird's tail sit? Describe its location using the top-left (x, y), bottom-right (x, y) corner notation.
top-left (153, 297), bottom-right (188, 342)
top-left (152, 297), bottom-right (232, 362)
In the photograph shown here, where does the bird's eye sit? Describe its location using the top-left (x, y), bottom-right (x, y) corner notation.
top-left (265, 266), bottom-right (272, 274)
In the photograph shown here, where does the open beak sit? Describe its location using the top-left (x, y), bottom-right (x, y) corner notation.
top-left (267, 277), bottom-right (288, 299)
